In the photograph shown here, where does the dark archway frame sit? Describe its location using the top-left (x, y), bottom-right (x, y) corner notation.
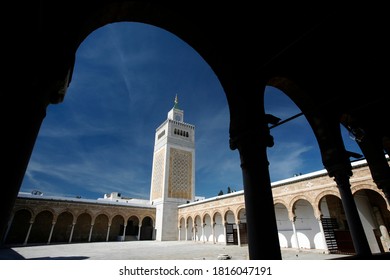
top-left (6, 2), bottom-right (389, 260)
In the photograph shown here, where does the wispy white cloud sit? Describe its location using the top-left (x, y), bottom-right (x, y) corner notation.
top-left (268, 141), bottom-right (316, 180)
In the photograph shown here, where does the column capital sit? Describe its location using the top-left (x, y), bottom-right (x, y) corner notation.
top-left (229, 114), bottom-right (280, 152)
top-left (325, 161), bottom-right (353, 189)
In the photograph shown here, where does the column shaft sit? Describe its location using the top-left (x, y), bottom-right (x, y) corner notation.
top-left (88, 225), bottom-right (94, 242)
top-left (291, 219), bottom-right (300, 249)
top-left (24, 222), bottom-right (33, 246)
top-left (137, 225), bottom-right (141, 240)
top-left (69, 224), bottom-right (75, 243)
top-left (235, 136), bottom-right (281, 259)
top-left (317, 218), bottom-right (329, 252)
top-left (336, 175), bottom-right (371, 256)
top-left (47, 223), bottom-right (55, 244)
top-left (106, 225), bottom-right (111, 242)
top-left (236, 223), bottom-right (241, 246)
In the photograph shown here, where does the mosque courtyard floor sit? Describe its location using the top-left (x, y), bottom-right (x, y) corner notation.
top-left (0, 240), bottom-right (350, 260)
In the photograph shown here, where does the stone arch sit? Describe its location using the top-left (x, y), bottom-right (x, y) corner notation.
top-left (125, 215), bottom-right (140, 240)
top-left (57, 209), bottom-right (76, 223)
top-left (91, 213), bottom-right (109, 242)
top-left (12, 206), bottom-right (35, 220)
top-left (73, 212), bottom-right (92, 243)
top-left (274, 203), bottom-right (291, 248)
top-left (212, 211), bottom-right (224, 243)
top-left (201, 211), bottom-right (212, 225)
top-left (352, 183), bottom-right (388, 209)
top-left (314, 189), bottom-right (341, 219)
top-left (109, 214), bottom-right (125, 241)
top-left (236, 207), bottom-right (248, 245)
top-left (202, 213), bottom-right (213, 243)
top-left (224, 209), bottom-right (236, 245)
top-left (140, 216), bottom-right (154, 240)
top-left (266, 74), bottom-right (349, 172)
top-left (178, 216), bottom-right (184, 228)
top-left (236, 206), bottom-right (246, 221)
top-left (292, 199), bottom-right (323, 250)
top-left (289, 195), bottom-right (312, 220)
top-left (28, 210), bottom-right (54, 244)
top-left (224, 209), bottom-right (236, 224)
top-left (32, 207), bottom-right (56, 223)
top-left (126, 214), bottom-right (141, 225)
top-left (211, 210), bottom-right (223, 225)
top-left (141, 215), bottom-right (155, 227)
top-left (51, 211), bottom-right (74, 243)
top-left (186, 216), bottom-right (194, 241)
top-left (194, 215), bottom-right (202, 241)
top-left (91, 211), bottom-right (110, 225)
top-left (179, 217), bottom-right (186, 241)
top-left (5, 208), bottom-right (33, 245)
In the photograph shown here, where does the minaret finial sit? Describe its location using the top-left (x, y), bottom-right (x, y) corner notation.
top-left (174, 94), bottom-right (179, 109)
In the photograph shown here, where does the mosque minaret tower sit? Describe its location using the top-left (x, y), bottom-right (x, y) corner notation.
top-left (150, 95), bottom-right (195, 241)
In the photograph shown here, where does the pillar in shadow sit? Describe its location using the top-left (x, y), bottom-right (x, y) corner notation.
top-left (327, 161), bottom-right (372, 257)
top-left (229, 82), bottom-right (281, 259)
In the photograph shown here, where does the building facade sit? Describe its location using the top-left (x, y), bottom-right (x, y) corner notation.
top-left (4, 98), bottom-right (390, 256)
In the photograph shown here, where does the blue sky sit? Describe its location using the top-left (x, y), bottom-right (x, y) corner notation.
top-left (21, 22), bottom-right (361, 200)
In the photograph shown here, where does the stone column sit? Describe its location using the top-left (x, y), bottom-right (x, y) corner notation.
top-left (137, 225), bottom-right (142, 240)
top-left (201, 225), bottom-right (205, 243)
top-left (2, 213), bottom-right (15, 244)
top-left (178, 226), bottom-right (181, 241)
top-left (185, 225), bottom-right (188, 241)
top-left (236, 222), bottom-right (241, 246)
top-left (330, 165), bottom-right (371, 256)
top-left (106, 224), bottom-right (111, 242)
top-left (230, 123), bottom-right (282, 259)
top-left (291, 217), bottom-right (300, 249)
top-left (88, 224), bottom-right (94, 242)
top-left (373, 206), bottom-right (390, 252)
top-left (223, 223), bottom-right (228, 245)
top-left (317, 217), bottom-right (329, 253)
top-left (47, 222), bottom-right (56, 244)
top-left (23, 221), bottom-right (33, 246)
top-left (122, 224), bottom-right (127, 241)
top-left (212, 224), bottom-right (216, 244)
top-left (68, 223), bottom-right (75, 243)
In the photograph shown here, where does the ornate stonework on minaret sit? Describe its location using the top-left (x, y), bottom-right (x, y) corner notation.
top-left (150, 95), bottom-right (195, 241)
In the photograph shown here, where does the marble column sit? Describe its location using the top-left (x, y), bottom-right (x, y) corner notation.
top-left (106, 224), bottom-right (111, 242)
top-left (331, 166), bottom-right (371, 256)
top-left (223, 223), bottom-right (228, 245)
top-left (291, 218), bottom-right (300, 249)
top-left (236, 222), bottom-right (241, 246)
top-left (2, 213), bottom-right (14, 244)
top-left (137, 225), bottom-right (142, 240)
top-left (122, 224), bottom-right (127, 241)
top-left (88, 224), bottom-right (94, 242)
top-left (47, 222), bottom-right (56, 244)
top-left (68, 223), bottom-right (75, 243)
top-left (23, 221), bottom-right (33, 246)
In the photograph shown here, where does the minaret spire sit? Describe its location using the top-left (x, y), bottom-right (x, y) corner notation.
top-left (174, 94), bottom-right (179, 109)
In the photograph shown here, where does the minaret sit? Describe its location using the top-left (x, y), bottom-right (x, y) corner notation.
top-left (150, 95), bottom-right (195, 241)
